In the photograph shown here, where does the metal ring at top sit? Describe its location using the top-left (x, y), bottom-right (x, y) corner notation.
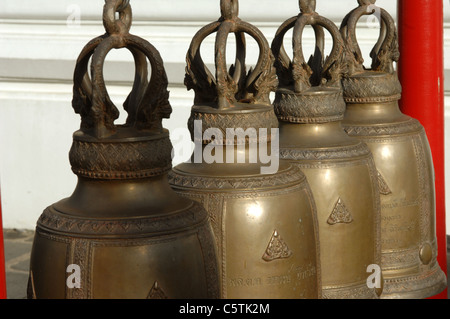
top-left (272, 2), bottom-right (345, 93)
top-left (357, 0), bottom-right (376, 6)
top-left (340, 1), bottom-right (398, 74)
top-left (72, 0), bottom-right (170, 138)
top-left (103, 0), bottom-right (132, 35)
top-left (299, 0), bottom-right (316, 14)
top-left (185, 0), bottom-right (277, 109)
top-left (116, 0), bottom-right (130, 12)
top-left (220, 0), bottom-right (239, 20)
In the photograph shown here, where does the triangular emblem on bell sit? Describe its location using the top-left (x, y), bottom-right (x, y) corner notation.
top-left (272, 0), bottom-right (382, 299)
top-left (327, 198), bottom-right (353, 225)
top-left (168, 0), bottom-right (321, 299)
top-left (262, 230), bottom-right (293, 262)
top-left (147, 281), bottom-right (167, 300)
top-left (340, 0), bottom-right (447, 299)
top-left (377, 171), bottom-right (392, 196)
top-left (27, 0), bottom-right (220, 299)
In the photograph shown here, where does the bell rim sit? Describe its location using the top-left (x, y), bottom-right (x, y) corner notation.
top-left (276, 85), bottom-right (342, 96)
top-left (69, 129), bottom-right (173, 180)
top-left (380, 263), bottom-right (448, 299)
top-left (343, 117), bottom-right (424, 137)
top-left (273, 86), bottom-right (346, 124)
top-left (279, 141), bottom-right (373, 162)
top-left (342, 71), bottom-right (403, 103)
top-left (35, 200), bottom-right (210, 238)
top-left (187, 103), bottom-right (279, 145)
top-left (190, 102), bottom-right (274, 115)
top-left (169, 162), bottom-right (310, 190)
top-left (72, 127), bottom-right (170, 143)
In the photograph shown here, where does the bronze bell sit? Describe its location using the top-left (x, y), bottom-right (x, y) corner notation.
top-left (340, 0), bottom-right (447, 299)
top-left (168, 0), bottom-right (321, 299)
top-left (271, 0), bottom-right (382, 299)
top-left (27, 0), bottom-right (220, 299)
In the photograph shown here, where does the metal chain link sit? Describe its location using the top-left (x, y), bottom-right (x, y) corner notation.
top-left (103, 0), bottom-right (132, 35)
top-left (357, 0), bottom-right (376, 6)
top-left (116, 0), bottom-right (130, 12)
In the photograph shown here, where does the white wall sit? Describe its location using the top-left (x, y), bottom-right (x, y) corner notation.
top-left (0, 0), bottom-right (449, 232)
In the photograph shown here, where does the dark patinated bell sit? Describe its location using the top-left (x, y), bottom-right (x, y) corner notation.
top-left (27, 0), bottom-right (219, 299)
top-left (340, 0), bottom-right (447, 299)
top-left (271, 0), bottom-right (382, 299)
top-left (168, 0), bottom-right (321, 299)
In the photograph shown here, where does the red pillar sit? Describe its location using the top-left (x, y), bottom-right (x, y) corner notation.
top-left (397, 0), bottom-right (447, 299)
top-left (0, 190), bottom-right (6, 299)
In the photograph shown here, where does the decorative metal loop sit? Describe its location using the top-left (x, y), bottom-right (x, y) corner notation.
top-left (103, 0), bottom-right (132, 35)
top-left (299, 0), bottom-right (316, 14)
top-left (357, 0), bottom-right (376, 5)
top-left (340, 0), bottom-right (399, 74)
top-left (185, 0), bottom-right (277, 109)
top-left (272, 2), bottom-right (346, 93)
top-left (72, 0), bottom-right (171, 138)
top-left (220, 0), bottom-right (239, 21)
top-left (116, 0), bottom-right (130, 11)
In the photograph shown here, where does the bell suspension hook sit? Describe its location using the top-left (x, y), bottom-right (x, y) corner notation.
top-left (357, 0), bottom-right (376, 6)
top-left (299, 0), bottom-right (316, 14)
top-left (103, 0), bottom-right (132, 35)
top-left (220, 0), bottom-right (239, 21)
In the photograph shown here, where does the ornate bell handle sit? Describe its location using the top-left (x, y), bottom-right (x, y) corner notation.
top-left (185, 0), bottom-right (277, 109)
top-left (272, 0), bottom-right (346, 93)
top-left (340, 0), bottom-right (399, 74)
top-left (72, 0), bottom-right (171, 138)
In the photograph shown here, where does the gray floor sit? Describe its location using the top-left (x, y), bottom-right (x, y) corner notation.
top-left (2, 228), bottom-right (450, 299)
top-left (3, 229), bottom-right (34, 299)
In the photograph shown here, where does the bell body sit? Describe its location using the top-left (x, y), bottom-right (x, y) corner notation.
top-left (274, 87), bottom-right (382, 299)
top-left (28, 0), bottom-right (222, 299)
top-left (342, 72), bottom-right (447, 299)
top-left (28, 130), bottom-right (220, 299)
top-left (169, 105), bottom-right (321, 299)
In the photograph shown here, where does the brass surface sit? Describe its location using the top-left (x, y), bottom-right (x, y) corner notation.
top-left (169, 0), bottom-right (321, 299)
top-left (27, 0), bottom-right (219, 299)
top-left (170, 155), bottom-right (321, 299)
top-left (272, 0), bottom-right (382, 299)
top-left (340, 0), bottom-right (447, 299)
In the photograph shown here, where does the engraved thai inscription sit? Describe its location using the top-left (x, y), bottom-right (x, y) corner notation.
top-left (170, 162), bottom-right (321, 299)
top-left (222, 190), bottom-right (319, 299)
top-left (297, 161), bottom-right (379, 290)
top-left (366, 140), bottom-right (422, 251)
top-left (228, 263), bottom-right (317, 288)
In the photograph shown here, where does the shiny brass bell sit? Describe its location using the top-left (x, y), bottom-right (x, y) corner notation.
top-left (168, 0), bottom-right (321, 299)
top-left (271, 0), bottom-right (382, 299)
top-left (27, 0), bottom-right (220, 299)
top-left (340, 0), bottom-right (447, 299)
